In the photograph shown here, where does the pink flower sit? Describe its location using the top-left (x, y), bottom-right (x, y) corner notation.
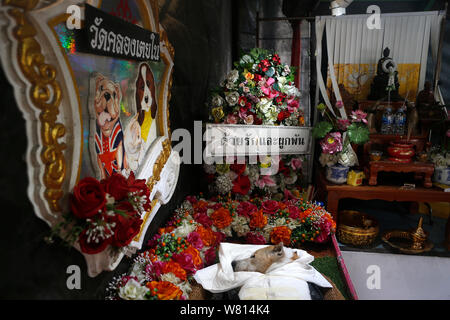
top-left (350, 110), bottom-right (368, 124)
top-left (187, 231), bottom-right (204, 250)
top-left (245, 232), bottom-right (267, 245)
top-left (147, 233), bottom-right (161, 248)
top-left (287, 205), bottom-right (301, 219)
top-left (262, 199), bottom-right (280, 215)
top-left (314, 221), bottom-right (331, 243)
top-left (260, 77), bottom-right (277, 98)
top-left (446, 129), bottom-right (450, 137)
top-left (244, 114), bottom-right (254, 125)
top-left (119, 275), bottom-right (139, 287)
top-left (254, 175), bottom-right (277, 189)
top-left (337, 119), bottom-right (351, 131)
top-left (225, 114), bottom-right (238, 124)
top-left (194, 212), bottom-right (213, 228)
top-left (335, 101), bottom-right (344, 109)
top-left (172, 252), bottom-right (196, 275)
top-left (289, 157), bottom-right (302, 170)
top-left (287, 98), bottom-right (299, 113)
top-left (320, 132), bottom-right (343, 154)
top-left (237, 201), bottom-right (258, 218)
top-left (145, 261), bottom-right (165, 279)
top-left (213, 231), bottom-right (227, 246)
top-left (204, 247), bottom-right (217, 266)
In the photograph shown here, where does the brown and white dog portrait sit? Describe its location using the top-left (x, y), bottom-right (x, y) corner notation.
top-left (231, 243), bottom-right (287, 273)
top-left (135, 62), bottom-right (158, 144)
top-left (93, 74), bottom-right (127, 179)
top-left (124, 114), bottom-right (143, 172)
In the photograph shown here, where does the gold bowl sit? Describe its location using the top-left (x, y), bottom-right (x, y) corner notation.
top-left (337, 210), bottom-right (379, 246)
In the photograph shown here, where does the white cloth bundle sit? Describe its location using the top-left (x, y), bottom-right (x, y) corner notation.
top-left (194, 243), bottom-right (332, 300)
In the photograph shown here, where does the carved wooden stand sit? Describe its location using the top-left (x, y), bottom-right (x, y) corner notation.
top-left (366, 161), bottom-right (435, 188)
top-left (316, 170), bottom-right (450, 251)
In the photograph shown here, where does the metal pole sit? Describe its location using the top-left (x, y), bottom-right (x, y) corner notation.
top-left (433, 2), bottom-right (447, 101)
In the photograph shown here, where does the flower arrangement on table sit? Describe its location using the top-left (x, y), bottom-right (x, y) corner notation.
top-left (205, 48), bottom-right (308, 196)
top-left (208, 48), bottom-right (304, 126)
top-left (105, 195), bottom-right (335, 300)
top-left (48, 172), bottom-right (151, 255)
top-left (204, 155), bottom-right (305, 198)
top-left (313, 103), bottom-right (370, 169)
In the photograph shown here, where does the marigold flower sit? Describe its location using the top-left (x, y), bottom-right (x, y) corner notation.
top-left (162, 261), bottom-right (187, 281)
top-left (270, 226), bottom-right (292, 246)
top-left (195, 225), bottom-right (216, 247)
top-left (183, 246), bottom-right (203, 269)
top-left (211, 207), bottom-right (233, 229)
top-left (249, 209), bottom-right (268, 229)
top-left (146, 281), bottom-right (183, 300)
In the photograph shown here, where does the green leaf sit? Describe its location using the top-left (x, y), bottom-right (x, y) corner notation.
top-left (312, 121), bottom-right (333, 139)
top-left (347, 123), bottom-right (370, 144)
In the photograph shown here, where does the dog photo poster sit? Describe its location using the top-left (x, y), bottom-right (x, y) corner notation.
top-left (88, 62), bottom-right (161, 180)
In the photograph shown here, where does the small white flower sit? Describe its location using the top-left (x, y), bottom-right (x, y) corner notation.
top-left (105, 193), bottom-right (115, 205)
top-left (215, 174), bottom-right (233, 195)
top-left (173, 219), bottom-right (196, 238)
top-left (118, 279), bottom-right (148, 300)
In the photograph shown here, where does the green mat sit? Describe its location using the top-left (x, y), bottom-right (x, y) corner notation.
top-left (311, 256), bottom-right (351, 300)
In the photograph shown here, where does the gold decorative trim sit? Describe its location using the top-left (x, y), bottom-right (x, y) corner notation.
top-left (47, 13), bottom-right (84, 182)
top-left (146, 138), bottom-right (172, 193)
top-left (5, 0), bottom-right (66, 212)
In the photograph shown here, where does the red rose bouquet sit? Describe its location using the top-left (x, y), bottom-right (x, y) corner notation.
top-left (49, 172), bottom-right (151, 255)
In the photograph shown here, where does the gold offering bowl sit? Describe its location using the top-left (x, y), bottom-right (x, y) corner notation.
top-left (337, 210), bottom-right (379, 246)
top-left (381, 217), bottom-right (433, 254)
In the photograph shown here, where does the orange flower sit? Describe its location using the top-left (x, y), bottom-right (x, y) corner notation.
top-left (300, 208), bottom-right (312, 220)
top-left (162, 261), bottom-right (187, 281)
top-left (158, 226), bottom-right (175, 235)
top-left (184, 246), bottom-right (203, 268)
top-left (249, 209), bottom-right (268, 230)
top-left (146, 281), bottom-right (183, 300)
top-left (193, 200), bottom-right (208, 211)
top-left (195, 225), bottom-right (216, 246)
top-left (210, 207), bottom-right (233, 229)
top-left (270, 226), bottom-right (292, 246)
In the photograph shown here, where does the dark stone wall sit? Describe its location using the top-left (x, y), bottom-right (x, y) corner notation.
top-left (0, 0), bottom-right (231, 299)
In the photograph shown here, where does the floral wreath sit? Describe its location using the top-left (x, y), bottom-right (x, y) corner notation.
top-left (208, 48), bottom-right (305, 126)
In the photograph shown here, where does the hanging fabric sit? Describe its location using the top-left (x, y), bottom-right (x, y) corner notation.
top-left (316, 11), bottom-right (442, 104)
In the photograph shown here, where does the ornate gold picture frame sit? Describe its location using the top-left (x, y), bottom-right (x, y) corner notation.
top-left (0, 0), bottom-right (179, 277)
